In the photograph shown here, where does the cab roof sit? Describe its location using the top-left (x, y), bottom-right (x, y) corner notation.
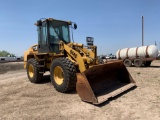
top-left (35, 18), bottom-right (72, 26)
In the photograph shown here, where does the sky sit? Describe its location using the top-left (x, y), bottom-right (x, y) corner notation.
top-left (0, 0), bottom-right (160, 56)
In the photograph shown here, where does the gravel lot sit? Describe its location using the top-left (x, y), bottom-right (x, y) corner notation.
top-left (0, 61), bottom-right (160, 120)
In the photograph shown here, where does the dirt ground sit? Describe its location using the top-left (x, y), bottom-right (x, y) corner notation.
top-left (0, 61), bottom-right (160, 120)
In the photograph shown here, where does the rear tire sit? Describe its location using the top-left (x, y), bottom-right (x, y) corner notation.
top-left (134, 59), bottom-right (143, 67)
top-left (124, 59), bottom-right (132, 67)
top-left (50, 57), bottom-right (77, 93)
top-left (26, 58), bottom-right (43, 83)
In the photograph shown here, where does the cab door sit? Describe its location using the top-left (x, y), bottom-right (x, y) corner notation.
top-left (38, 21), bottom-right (50, 53)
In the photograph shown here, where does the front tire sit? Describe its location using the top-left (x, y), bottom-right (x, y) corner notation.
top-left (50, 58), bottom-right (77, 93)
top-left (26, 58), bottom-right (43, 83)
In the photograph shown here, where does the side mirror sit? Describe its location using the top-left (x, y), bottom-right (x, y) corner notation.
top-left (74, 23), bottom-right (77, 29)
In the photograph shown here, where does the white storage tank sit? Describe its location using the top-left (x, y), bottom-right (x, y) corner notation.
top-left (116, 45), bottom-right (159, 59)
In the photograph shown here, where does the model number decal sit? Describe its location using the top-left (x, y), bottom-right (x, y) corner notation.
top-left (70, 50), bottom-right (77, 58)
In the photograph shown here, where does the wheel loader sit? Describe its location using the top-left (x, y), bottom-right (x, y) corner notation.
top-left (24, 18), bottom-right (136, 104)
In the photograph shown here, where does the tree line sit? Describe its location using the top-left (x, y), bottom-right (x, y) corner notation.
top-left (0, 50), bottom-right (15, 57)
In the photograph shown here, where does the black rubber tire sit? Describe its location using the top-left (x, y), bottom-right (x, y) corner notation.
top-left (50, 57), bottom-right (77, 93)
top-left (134, 59), bottom-right (143, 67)
top-left (124, 59), bottom-right (132, 67)
top-left (145, 61), bottom-right (151, 67)
top-left (26, 58), bottom-right (43, 83)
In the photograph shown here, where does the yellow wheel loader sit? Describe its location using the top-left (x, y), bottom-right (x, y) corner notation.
top-left (24, 18), bottom-right (136, 104)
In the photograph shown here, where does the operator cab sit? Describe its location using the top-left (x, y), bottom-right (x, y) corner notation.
top-left (36, 18), bottom-right (77, 53)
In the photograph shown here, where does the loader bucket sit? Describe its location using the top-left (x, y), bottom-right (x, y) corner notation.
top-left (76, 60), bottom-right (136, 104)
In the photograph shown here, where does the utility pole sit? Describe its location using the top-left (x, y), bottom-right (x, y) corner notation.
top-left (155, 41), bottom-right (157, 46)
top-left (142, 16), bottom-right (144, 46)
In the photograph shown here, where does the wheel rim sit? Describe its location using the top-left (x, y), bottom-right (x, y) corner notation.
top-left (135, 59), bottom-right (142, 66)
top-left (28, 64), bottom-right (34, 78)
top-left (53, 66), bottom-right (64, 85)
top-left (124, 59), bottom-right (131, 67)
top-left (136, 60), bottom-right (140, 65)
top-left (125, 61), bottom-right (130, 65)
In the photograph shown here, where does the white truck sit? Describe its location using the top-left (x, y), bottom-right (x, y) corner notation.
top-left (0, 55), bottom-right (21, 61)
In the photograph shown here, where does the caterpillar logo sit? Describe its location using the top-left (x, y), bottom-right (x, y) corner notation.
top-left (70, 50), bottom-right (77, 58)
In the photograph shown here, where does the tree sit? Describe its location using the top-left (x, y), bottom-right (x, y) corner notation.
top-left (0, 50), bottom-right (15, 57)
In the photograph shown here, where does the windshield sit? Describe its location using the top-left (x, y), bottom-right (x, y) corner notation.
top-left (49, 20), bottom-right (70, 44)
